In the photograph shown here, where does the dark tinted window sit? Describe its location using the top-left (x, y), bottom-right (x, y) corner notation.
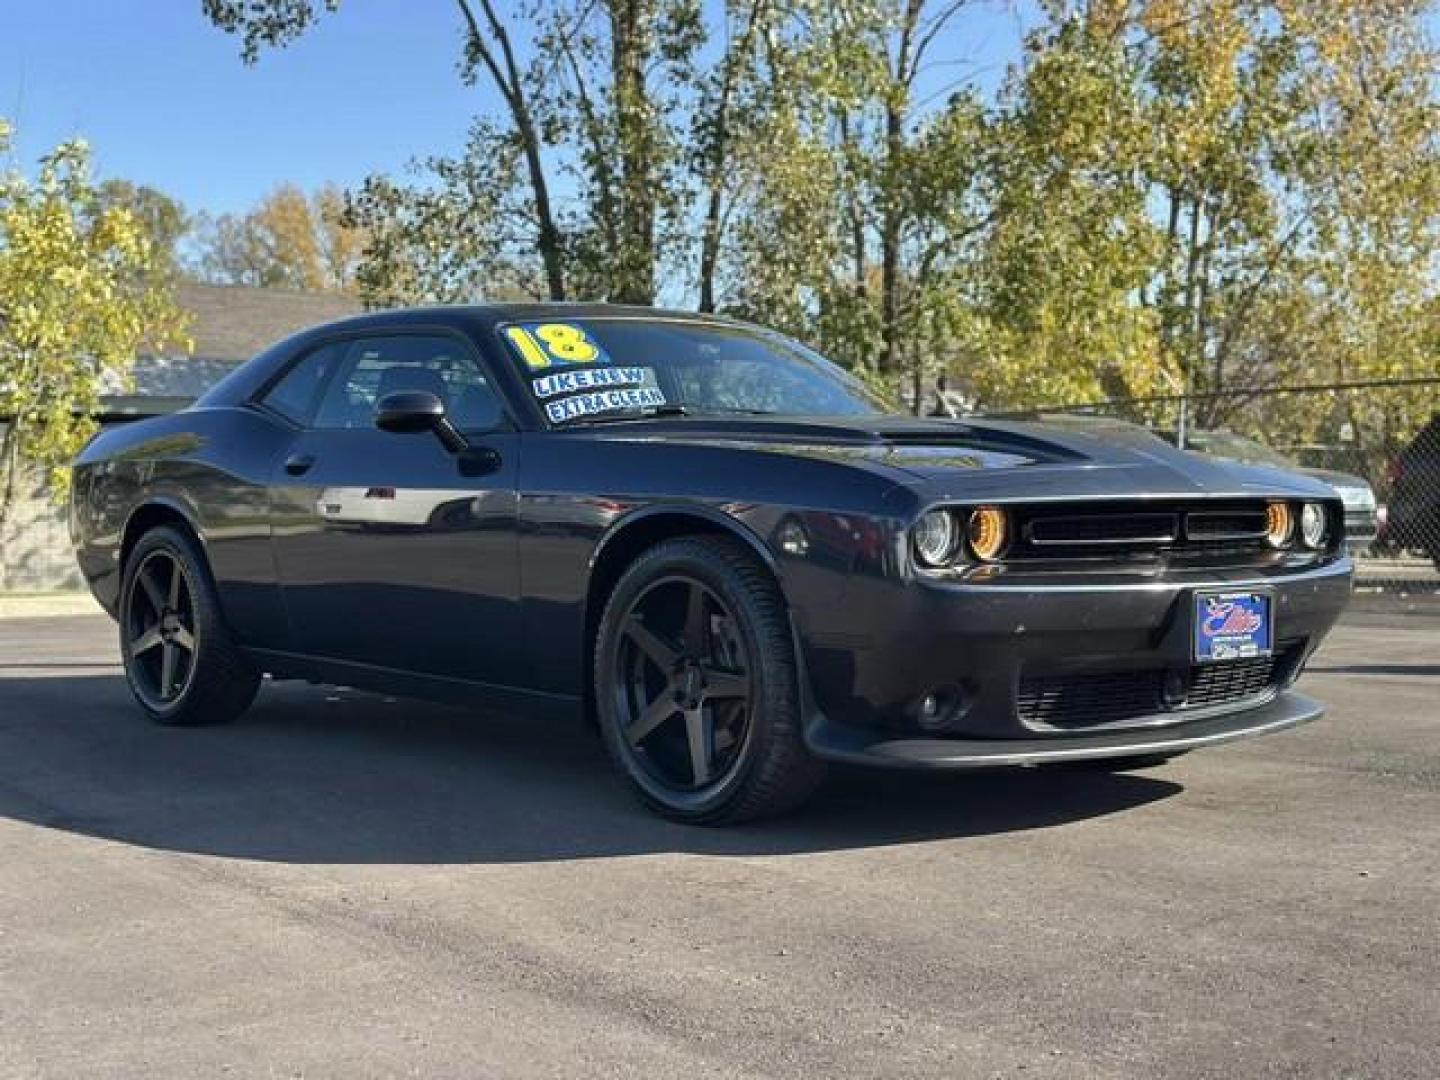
top-left (498, 319), bottom-right (887, 425)
top-left (312, 335), bottom-right (504, 432)
top-left (259, 343), bottom-right (341, 425)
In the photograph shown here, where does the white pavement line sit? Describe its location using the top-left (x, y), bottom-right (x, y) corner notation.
top-left (0, 593), bottom-right (103, 619)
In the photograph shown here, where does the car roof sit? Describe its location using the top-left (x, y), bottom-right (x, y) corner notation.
top-left (194, 303), bottom-right (746, 414)
top-left (313, 302), bottom-right (739, 334)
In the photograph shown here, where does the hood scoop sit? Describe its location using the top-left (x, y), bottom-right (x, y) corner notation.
top-left (870, 423), bottom-right (1087, 465)
top-left (587, 414), bottom-right (1093, 469)
top-left (874, 428), bottom-right (984, 446)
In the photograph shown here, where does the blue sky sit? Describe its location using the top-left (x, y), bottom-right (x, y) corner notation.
top-left (3, 1), bottom-right (1034, 217)
top-left (5, 1), bottom-right (490, 214)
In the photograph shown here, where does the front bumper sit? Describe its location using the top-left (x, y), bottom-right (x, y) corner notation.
top-left (795, 554), bottom-right (1351, 765)
top-left (806, 687), bottom-right (1322, 768)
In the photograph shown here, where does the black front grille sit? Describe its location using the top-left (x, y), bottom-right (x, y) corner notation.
top-left (1186, 509), bottom-right (1269, 541)
top-left (1017, 668), bottom-right (1167, 728)
top-left (1012, 500), bottom-right (1274, 560)
top-left (1016, 641), bottom-right (1303, 731)
top-left (1028, 513), bottom-right (1178, 545)
top-left (1185, 653), bottom-right (1279, 708)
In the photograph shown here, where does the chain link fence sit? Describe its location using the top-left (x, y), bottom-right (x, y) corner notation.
top-left (976, 377), bottom-right (1440, 596)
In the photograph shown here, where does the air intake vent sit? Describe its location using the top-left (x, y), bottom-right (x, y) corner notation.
top-left (1185, 509), bottom-right (1269, 541)
top-left (1016, 640), bottom-right (1304, 731)
top-left (1027, 512), bottom-right (1178, 546)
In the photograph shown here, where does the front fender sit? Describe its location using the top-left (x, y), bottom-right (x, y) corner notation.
top-left (589, 501), bottom-right (780, 579)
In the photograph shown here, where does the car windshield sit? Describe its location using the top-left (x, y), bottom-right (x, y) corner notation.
top-left (1186, 431), bottom-right (1296, 469)
top-left (498, 317), bottom-right (887, 425)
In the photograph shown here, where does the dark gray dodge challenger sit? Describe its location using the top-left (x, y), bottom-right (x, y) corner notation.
top-left (71, 305), bottom-right (1353, 823)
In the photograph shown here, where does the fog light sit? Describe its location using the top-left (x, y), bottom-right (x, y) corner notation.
top-left (911, 683), bottom-right (975, 732)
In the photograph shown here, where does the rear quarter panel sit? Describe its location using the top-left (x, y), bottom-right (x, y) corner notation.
top-left (72, 406), bottom-right (295, 646)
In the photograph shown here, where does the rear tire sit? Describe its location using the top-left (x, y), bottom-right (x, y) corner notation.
top-left (594, 536), bottom-right (825, 824)
top-left (119, 525), bottom-right (260, 726)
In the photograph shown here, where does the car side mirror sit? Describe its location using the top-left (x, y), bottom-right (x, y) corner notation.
top-left (374, 391), bottom-right (468, 454)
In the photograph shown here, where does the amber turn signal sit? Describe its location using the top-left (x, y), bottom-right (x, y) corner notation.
top-left (1265, 501), bottom-right (1293, 548)
top-left (967, 506), bottom-right (1009, 561)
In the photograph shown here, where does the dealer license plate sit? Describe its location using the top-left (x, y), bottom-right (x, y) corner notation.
top-left (1193, 590), bottom-right (1273, 663)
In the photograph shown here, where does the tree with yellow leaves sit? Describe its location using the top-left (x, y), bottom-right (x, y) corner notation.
top-left (0, 121), bottom-right (187, 524)
top-left (194, 182), bottom-right (364, 293)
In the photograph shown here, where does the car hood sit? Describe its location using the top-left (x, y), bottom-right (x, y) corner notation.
top-left (582, 415), bottom-right (1339, 502)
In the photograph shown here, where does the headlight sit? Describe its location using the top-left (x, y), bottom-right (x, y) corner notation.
top-left (1300, 502), bottom-right (1328, 548)
top-left (912, 510), bottom-right (961, 567)
top-left (1265, 501), bottom-right (1293, 548)
top-left (967, 506), bottom-right (1009, 561)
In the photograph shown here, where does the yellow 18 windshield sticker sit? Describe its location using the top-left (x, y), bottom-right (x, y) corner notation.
top-left (504, 322), bottom-right (612, 370)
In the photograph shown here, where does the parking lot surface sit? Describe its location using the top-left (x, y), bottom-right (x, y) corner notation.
top-left (1, 610), bottom-right (1436, 1078)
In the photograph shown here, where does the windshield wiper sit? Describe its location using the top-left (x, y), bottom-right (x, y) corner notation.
top-left (568, 404), bottom-right (784, 426)
top-left (574, 404), bottom-right (692, 426)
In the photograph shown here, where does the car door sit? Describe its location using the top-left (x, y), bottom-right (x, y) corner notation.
top-left (264, 331), bottom-right (523, 687)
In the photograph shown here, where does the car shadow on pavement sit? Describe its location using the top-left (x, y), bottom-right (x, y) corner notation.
top-left (0, 674), bottom-right (1181, 864)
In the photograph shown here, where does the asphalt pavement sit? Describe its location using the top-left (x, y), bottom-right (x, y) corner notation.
top-left (0, 609), bottom-right (1436, 1078)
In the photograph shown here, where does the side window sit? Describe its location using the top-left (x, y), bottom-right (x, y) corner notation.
top-left (258, 343), bottom-right (342, 425)
top-left (312, 335), bottom-right (505, 432)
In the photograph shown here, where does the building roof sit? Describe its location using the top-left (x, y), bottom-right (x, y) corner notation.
top-left (100, 283), bottom-right (363, 412)
top-left (173, 282), bottom-right (363, 364)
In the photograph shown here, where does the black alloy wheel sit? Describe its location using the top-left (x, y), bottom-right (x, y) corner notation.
top-left (616, 575), bottom-right (753, 792)
top-left (124, 548), bottom-right (199, 709)
top-left (595, 536), bottom-right (825, 823)
top-left (120, 525), bottom-right (261, 726)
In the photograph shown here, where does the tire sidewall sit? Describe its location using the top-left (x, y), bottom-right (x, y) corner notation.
top-left (595, 540), bottom-right (793, 821)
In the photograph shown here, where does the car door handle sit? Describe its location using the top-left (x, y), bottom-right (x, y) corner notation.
top-left (458, 446), bottom-right (502, 477)
top-left (283, 453), bottom-right (315, 476)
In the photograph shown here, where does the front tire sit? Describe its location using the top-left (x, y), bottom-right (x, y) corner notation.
top-left (119, 525), bottom-right (260, 726)
top-left (594, 536), bottom-right (825, 824)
